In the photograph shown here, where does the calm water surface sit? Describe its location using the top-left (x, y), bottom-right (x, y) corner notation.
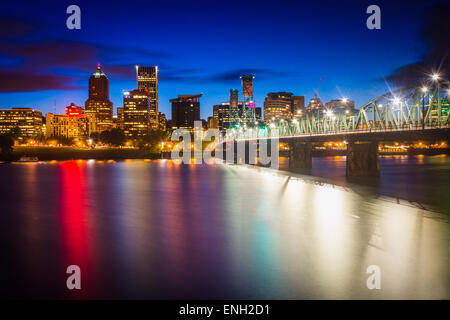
top-left (0, 156), bottom-right (449, 299)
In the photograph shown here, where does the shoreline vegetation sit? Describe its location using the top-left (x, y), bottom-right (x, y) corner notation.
top-left (0, 146), bottom-right (161, 161)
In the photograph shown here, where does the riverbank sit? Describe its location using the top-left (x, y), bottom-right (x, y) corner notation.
top-left (279, 148), bottom-right (450, 157)
top-left (0, 146), bottom-right (161, 161)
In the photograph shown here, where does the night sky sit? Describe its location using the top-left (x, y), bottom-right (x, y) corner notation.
top-left (0, 0), bottom-right (448, 119)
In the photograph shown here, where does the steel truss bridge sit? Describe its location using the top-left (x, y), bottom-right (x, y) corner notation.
top-left (224, 85), bottom-right (450, 142)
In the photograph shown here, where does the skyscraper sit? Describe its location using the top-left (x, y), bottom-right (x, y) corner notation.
top-left (240, 75), bottom-right (254, 99)
top-left (170, 94), bottom-right (202, 129)
top-left (136, 66), bottom-right (158, 130)
top-left (123, 90), bottom-right (151, 137)
top-left (85, 64), bottom-right (113, 133)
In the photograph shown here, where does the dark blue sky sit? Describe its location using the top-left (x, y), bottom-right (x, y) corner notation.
top-left (0, 0), bottom-right (445, 119)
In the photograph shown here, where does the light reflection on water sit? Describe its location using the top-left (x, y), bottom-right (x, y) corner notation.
top-left (0, 159), bottom-right (448, 299)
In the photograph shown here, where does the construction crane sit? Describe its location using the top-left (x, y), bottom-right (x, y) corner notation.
top-left (313, 78), bottom-right (323, 100)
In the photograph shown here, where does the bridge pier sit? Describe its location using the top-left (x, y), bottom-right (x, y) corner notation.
top-left (289, 141), bottom-right (312, 169)
top-left (221, 140), bottom-right (257, 164)
top-left (346, 141), bottom-right (380, 177)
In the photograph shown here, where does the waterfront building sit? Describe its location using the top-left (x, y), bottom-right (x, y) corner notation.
top-left (123, 89), bottom-right (151, 137)
top-left (158, 112), bottom-right (167, 131)
top-left (0, 107), bottom-right (43, 138)
top-left (46, 103), bottom-right (90, 139)
top-left (264, 92), bottom-right (294, 122)
top-left (214, 103), bottom-right (230, 131)
top-left (85, 64), bottom-right (113, 133)
top-left (116, 107), bottom-right (124, 130)
top-left (170, 94), bottom-right (202, 129)
top-left (136, 66), bottom-right (159, 130)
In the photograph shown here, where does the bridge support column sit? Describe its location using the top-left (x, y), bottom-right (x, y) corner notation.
top-left (346, 141), bottom-right (380, 177)
top-left (289, 141), bottom-right (312, 169)
top-left (222, 140), bottom-right (257, 164)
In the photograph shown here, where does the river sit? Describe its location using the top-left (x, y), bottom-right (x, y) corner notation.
top-left (0, 156), bottom-right (448, 299)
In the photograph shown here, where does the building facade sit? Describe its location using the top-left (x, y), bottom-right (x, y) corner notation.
top-left (207, 116), bottom-right (218, 129)
top-left (116, 107), bottom-right (124, 130)
top-left (170, 94), bottom-right (202, 129)
top-left (123, 89), bottom-right (151, 137)
top-left (263, 92), bottom-right (294, 122)
top-left (136, 66), bottom-right (159, 130)
top-left (85, 65), bottom-right (113, 133)
top-left (158, 112), bottom-right (167, 131)
top-left (46, 104), bottom-right (90, 139)
top-left (291, 96), bottom-right (306, 117)
top-left (0, 107), bottom-right (43, 138)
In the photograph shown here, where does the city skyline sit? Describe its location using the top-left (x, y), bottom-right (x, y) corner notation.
top-left (0, 0), bottom-right (450, 303)
top-left (0, 0), bottom-right (449, 119)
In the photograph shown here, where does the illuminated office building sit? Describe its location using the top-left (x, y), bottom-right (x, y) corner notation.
top-left (116, 107), bottom-right (124, 130)
top-left (264, 92), bottom-right (294, 122)
top-left (136, 66), bottom-right (159, 129)
top-left (85, 64), bottom-right (113, 133)
top-left (292, 96), bottom-right (306, 117)
top-left (0, 107), bottom-right (43, 138)
top-left (171, 94), bottom-right (202, 129)
top-left (158, 112), bottom-right (167, 131)
top-left (123, 90), bottom-right (151, 137)
top-left (46, 103), bottom-right (90, 139)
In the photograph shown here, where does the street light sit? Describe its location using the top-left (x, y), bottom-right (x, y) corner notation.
top-left (421, 87), bottom-right (428, 130)
top-left (342, 97), bottom-right (348, 103)
top-left (431, 73), bottom-right (441, 126)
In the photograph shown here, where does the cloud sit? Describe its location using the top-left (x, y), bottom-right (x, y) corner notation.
top-left (0, 15), bottom-right (173, 92)
top-left (0, 16), bottom-right (38, 39)
top-left (387, 4), bottom-right (450, 87)
top-left (0, 69), bottom-right (83, 92)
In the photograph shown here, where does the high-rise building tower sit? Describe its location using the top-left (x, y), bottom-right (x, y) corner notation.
top-left (123, 89), bottom-right (151, 137)
top-left (239, 75), bottom-right (256, 123)
top-left (136, 66), bottom-right (158, 130)
top-left (240, 75), bottom-right (254, 99)
top-left (170, 94), bottom-right (202, 129)
top-left (85, 64), bottom-right (113, 133)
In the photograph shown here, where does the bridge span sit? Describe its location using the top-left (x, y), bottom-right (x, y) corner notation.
top-left (221, 86), bottom-right (450, 176)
